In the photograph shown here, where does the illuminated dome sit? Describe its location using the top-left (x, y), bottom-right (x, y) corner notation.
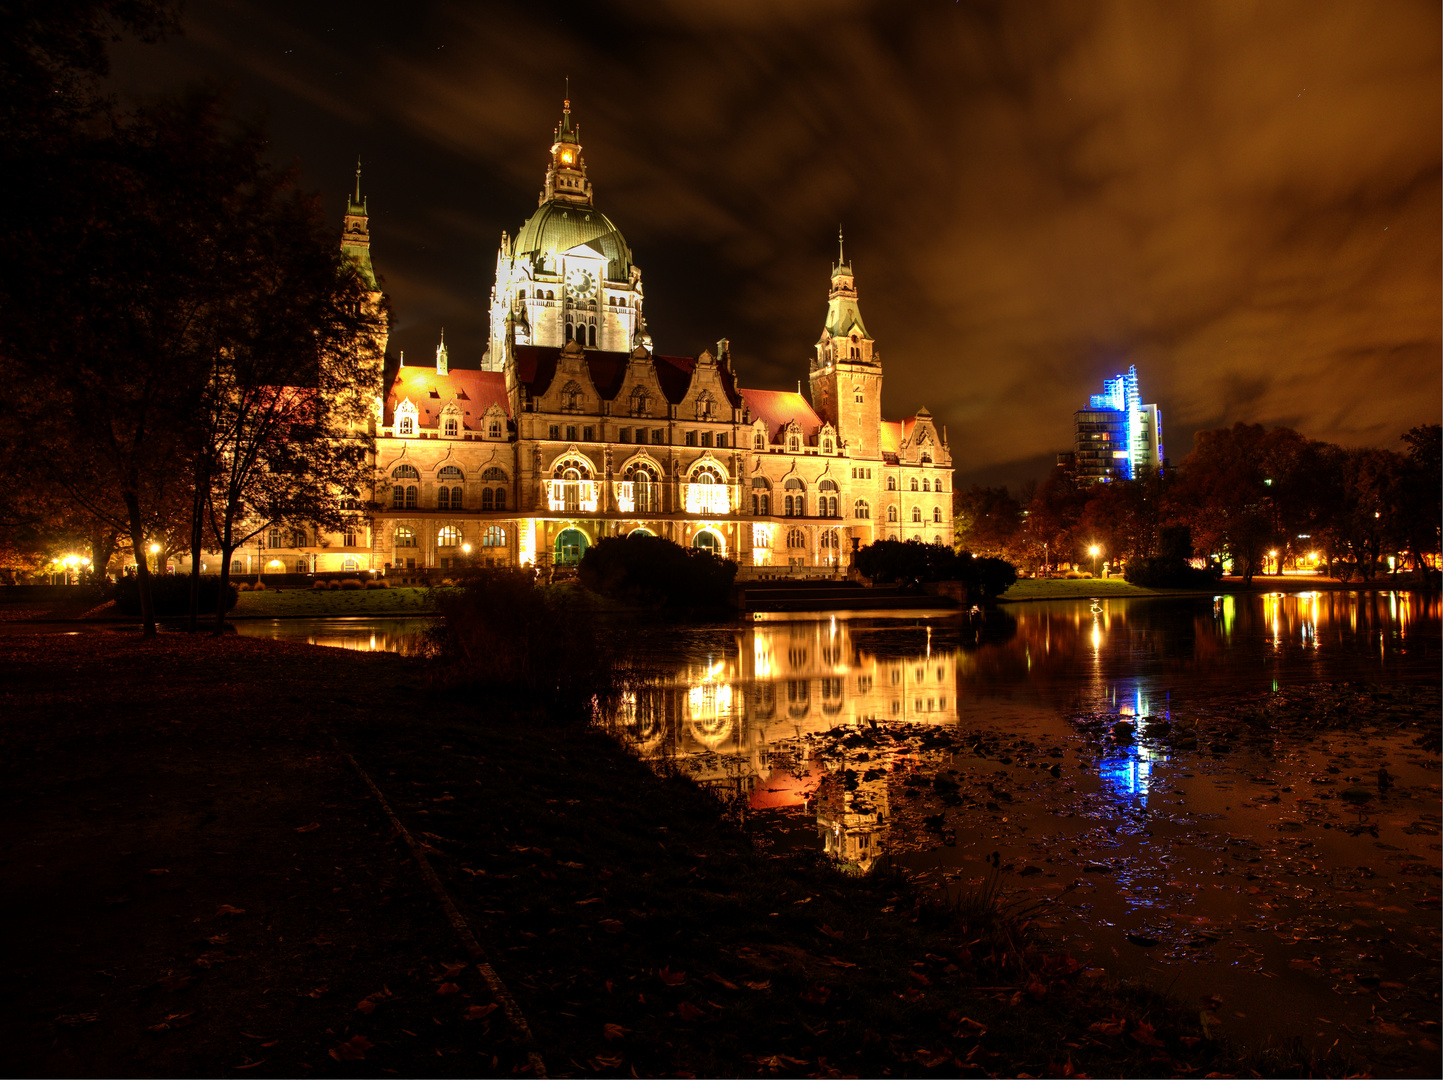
top-left (513, 201), bottom-right (632, 281)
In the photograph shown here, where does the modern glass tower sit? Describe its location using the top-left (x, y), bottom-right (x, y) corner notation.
top-left (1070, 365), bottom-right (1163, 484)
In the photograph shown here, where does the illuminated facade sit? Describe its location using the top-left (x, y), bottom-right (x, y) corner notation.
top-left (364, 100), bottom-right (953, 575)
top-left (1069, 365), bottom-right (1163, 485)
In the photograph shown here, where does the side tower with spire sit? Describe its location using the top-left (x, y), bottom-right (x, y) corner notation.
top-left (809, 230), bottom-right (883, 460)
top-left (485, 97), bottom-right (645, 372)
top-left (339, 159), bottom-right (387, 424)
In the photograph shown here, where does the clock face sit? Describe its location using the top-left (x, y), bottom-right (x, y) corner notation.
top-left (565, 267), bottom-right (595, 299)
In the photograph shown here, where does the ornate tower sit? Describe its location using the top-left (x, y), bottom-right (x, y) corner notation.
top-left (339, 160), bottom-right (387, 423)
top-left (485, 98), bottom-right (645, 371)
top-left (809, 231), bottom-right (882, 459)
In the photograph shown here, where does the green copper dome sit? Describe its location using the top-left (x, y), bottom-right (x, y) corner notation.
top-left (514, 200), bottom-right (632, 281)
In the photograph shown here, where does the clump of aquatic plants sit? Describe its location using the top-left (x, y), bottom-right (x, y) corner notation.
top-left (427, 568), bottom-right (618, 724)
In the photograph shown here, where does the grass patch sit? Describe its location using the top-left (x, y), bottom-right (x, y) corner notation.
top-left (231, 585), bottom-right (442, 617)
top-left (1000, 577), bottom-right (1165, 602)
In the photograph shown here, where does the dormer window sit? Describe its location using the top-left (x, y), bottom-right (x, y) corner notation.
top-left (754, 431), bottom-right (766, 450)
top-left (821, 437), bottom-right (833, 454)
top-left (788, 435), bottom-right (800, 453)
top-left (488, 420), bottom-right (502, 439)
top-left (399, 417), bottom-right (414, 436)
top-left (444, 417), bottom-right (459, 437)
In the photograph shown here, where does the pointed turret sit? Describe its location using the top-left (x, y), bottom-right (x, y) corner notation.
top-left (435, 329), bottom-right (449, 376)
top-left (540, 95), bottom-right (593, 206)
top-left (822, 227), bottom-right (870, 345)
top-left (341, 158), bottom-right (378, 290)
top-left (809, 230), bottom-right (883, 457)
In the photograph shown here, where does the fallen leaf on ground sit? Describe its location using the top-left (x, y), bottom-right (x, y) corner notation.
top-left (465, 1003), bottom-right (499, 1020)
top-left (294, 823), bottom-right (320, 833)
top-left (602, 1023), bottom-right (628, 1040)
top-left (147, 868), bottom-right (170, 875)
top-left (658, 967), bottom-right (686, 986)
top-left (705, 972), bottom-right (739, 990)
top-left (1132, 1021), bottom-right (1165, 1047)
top-left (441, 961), bottom-right (468, 976)
top-left (598, 919), bottom-right (624, 934)
top-left (215, 905), bottom-right (246, 917)
top-left (799, 984), bottom-right (831, 1005)
top-left (1088, 1016), bottom-right (1125, 1037)
top-left (55, 1013), bottom-right (99, 1026)
top-left (588, 1056), bottom-right (624, 1070)
top-left (677, 1001), bottom-right (706, 1021)
top-left (819, 924), bottom-right (844, 939)
top-left (329, 1035), bottom-right (372, 1061)
top-left (743, 980), bottom-right (771, 992)
top-left (206, 934), bottom-right (229, 945)
top-left (436, 982), bottom-right (461, 995)
top-left (158, 974), bottom-right (192, 992)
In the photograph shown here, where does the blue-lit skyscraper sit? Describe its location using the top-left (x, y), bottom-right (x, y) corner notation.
top-left (1069, 365), bottom-right (1164, 484)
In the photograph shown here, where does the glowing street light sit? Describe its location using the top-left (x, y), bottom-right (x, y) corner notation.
top-left (1089, 544), bottom-right (1100, 578)
top-left (461, 543), bottom-right (472, 555)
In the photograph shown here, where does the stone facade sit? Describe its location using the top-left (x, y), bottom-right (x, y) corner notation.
top-left (253, 101), bottom-right (954, 578)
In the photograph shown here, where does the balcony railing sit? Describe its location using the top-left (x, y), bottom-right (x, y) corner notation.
top-left (613, 481), bottom-right (659, 515)
top-left (543, 479), bottom-right (599, 513)
top-left (684, 482), bottom-right (730, 516)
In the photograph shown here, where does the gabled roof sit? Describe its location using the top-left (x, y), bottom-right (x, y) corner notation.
top-left (740, 389), bottom-right (822, 442)
top-left (513, 346), bottom-right (710, 405)
top-left (384, 366), bottom-right (509, 429)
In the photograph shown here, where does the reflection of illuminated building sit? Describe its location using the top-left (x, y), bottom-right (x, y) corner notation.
top-left (1095, 685), bottom-right (1169, 802)
top-left (610, 619), bottom-right (958, 804)
top-left (815, 758), bottom-right (891, 874)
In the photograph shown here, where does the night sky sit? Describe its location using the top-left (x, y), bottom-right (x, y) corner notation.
top-left (108, 0), bottom-right (1442, 489)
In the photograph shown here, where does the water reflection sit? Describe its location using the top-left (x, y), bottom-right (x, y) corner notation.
top-left (231, 617), bottom-right (434, 655)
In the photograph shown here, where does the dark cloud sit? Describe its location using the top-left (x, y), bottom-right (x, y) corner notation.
top-left (108, 0), bottom-right (1441, 482)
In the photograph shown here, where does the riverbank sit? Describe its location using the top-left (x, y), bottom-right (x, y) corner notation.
top-left (0, 632), bottom-right (1322, 1078)
top-left (998, 573), bottom-right (1430, 603)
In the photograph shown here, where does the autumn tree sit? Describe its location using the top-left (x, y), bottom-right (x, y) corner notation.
top-left (952, 485), bottom-right (1022, 559)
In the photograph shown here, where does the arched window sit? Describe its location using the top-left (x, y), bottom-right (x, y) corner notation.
top-left (438, 465), bottom-right (463, 481)
top-left (392, 464), bottom-right (419, 480)
top-left (910, 477), bottom-right (919, 491)
top-left (630, 387), bottom-right (650, 417)
top-left (820, 529), bottom-right (839, 551)
top-left (405, 486), bottom-right (418, 509)
top-left (391, 485), bottom-right (404, 509)
top-left (399, 417), bottom-right (414, 435)
top-left (547, 290), bottom-right (555, 300)
top-left (787, 435), bottom-right (800, 452)
top-left (483, 525), bottom-right (505, 547)
top-left (783, 477), bottom-right (804, 516)
top-left (933, 507), bottom-right (943, 523)
top-left (341, 556), bottom-right (358, 571)
top-left (693, 530), bottom-right (720, 554)
top-left (343, 527), bottom-right (357, 547)
top-left (787, 528), bottom-right (806, 549)
top-left (267, 527), bottom-right (280, 549)
top-left (921, 452), bottom-right (933, 464)
top-left (818, 479), bottom-right (838, 491)
top-left (438, 487), bottom-right (450, 510)
top-left (753, 430), bottom-right (766, 450)
top-left (625, 461), bottom-right (658, 513)
top-left (934, 534), bottom-right (942, 545)
top-left (695, 391), bottom-right (714, 420)
top-left (588, 324), bottom-right (597, 346)
top-left (561, 380), bottom-right (582, 411)
top-left (887, 506), bottom-right (898, 523)
top-left (481, 489), bottom-right (493, 510)
top-left (437, 526), bottom-right (462, 548)
top-left (518, 289), bottom-right (526, 300)
top-left (821, 437), bottom-right (833, 454)
top-left (395, 526), bottom-right (416, 548)
top-left (292, 527), bottom-right (308, 547)
top-left (481, 466), bottom-right (506, 483)
top-left (566, 322), bottom-right (575, 342)
top-left (449, 486), bottom-right (463, 509)
top-left (854, 500), bottom-right (870, 519)
top-left (912, 506), bottom-right (922, 523)
top-left (295, 558), bottom-right (308, 574)
top-left (488, 419), bottom-right (502, 438)
top-left (887, 476), bottom-right (896, 491)
top-left (922, 477), bottom-right (931, 492)
top-left (444, 417), bottom-right (459, 437)
top-left (493, 488), bottom-right (505, 510)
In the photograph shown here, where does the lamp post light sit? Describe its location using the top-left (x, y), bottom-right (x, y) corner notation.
top-left (1089, 544), bottom-right (1100, 579)
top-left (148, 542), bottom-right (161, 573)
top-left (1268, 549), bottom-right (1279, 575)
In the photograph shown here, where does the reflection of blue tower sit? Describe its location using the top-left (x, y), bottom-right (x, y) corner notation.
top-left (1096, 682), bottom-right (1168, 802)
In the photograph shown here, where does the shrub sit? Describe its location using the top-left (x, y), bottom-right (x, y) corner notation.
top-left (340, 578), bottom-right (363, 590)
top-left (325, 579), bottom-right (341, 589)
top-left (112, 575), bottom-right (239, 617)
top-left (854, 539), bottom-right (1017, 601)
top-left (236, 582), bottom-right (251, 592)
top-left (310, 579), bottom-right (327, 590)
top-left (252, 581), bottom-right (266, 591)
top-left (365, 579), bottom-right (389, 589)
top-left (578, 534), bottom-right (738, 609)
top-left (1064, 570), bottom-right (1089, 579)
top-left (1124, 556), bottom-right (1222, 588)
top-left (429, 569), bottom-right (616, 724)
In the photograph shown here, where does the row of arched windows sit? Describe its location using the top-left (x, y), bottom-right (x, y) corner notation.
top-left (393, 525), bottom-right (507, 549)
top-left (390, 464), bottom-right (507, 482)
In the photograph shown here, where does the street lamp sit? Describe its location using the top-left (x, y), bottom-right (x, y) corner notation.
top-left (1268, 549), bottom-right (1278, 575)
top-left (1089, 544), bottom-right (1100, 579)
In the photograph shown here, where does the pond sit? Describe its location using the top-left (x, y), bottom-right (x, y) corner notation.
top-left (605, 593), bottom-right (1441, 1074)
top-left (230, 616), bottom-right (435, 655)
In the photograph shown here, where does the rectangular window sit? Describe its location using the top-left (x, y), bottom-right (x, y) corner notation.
top-left (700, 432), bottom-right (712, 448)
top-left (566, 425), bottom-right (577, 441)
top-left (548, 424), bottom-right (560, 440)
top-left (685, 431), bottom-right (697, 447)
top-left (619, 428), bottom-right (631, 443)
top-left (583, 426), bottom-right (595, 442)
top-left (635, 427), bottom-right (647, 444)
top-left (652, 429), bottom-right (664, 445)
top-left (716, 433), bottom-right (727, 449)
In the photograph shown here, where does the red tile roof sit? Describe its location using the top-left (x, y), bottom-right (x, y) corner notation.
top-left (384, 366), bottom-right (509, 429)
top-left (740, 389), bottom-right (822, 442)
